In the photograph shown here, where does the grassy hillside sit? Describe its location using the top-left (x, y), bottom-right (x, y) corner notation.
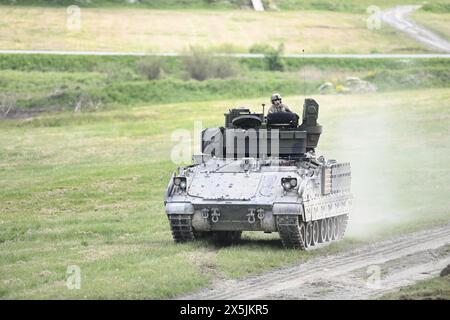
top-left (1, 54), bottom-right (449, 114)
top-left (0, 88), bottom-right (449, 298)
top-left (0, 6), bottom-right (430, 53)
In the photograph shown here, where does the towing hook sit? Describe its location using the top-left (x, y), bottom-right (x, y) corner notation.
top-left (257, 209), bottom-right (265, 220)
top-left (247, 209), bottom-right (256, 224)
top-left (201, 208), bottom-right (209, 219)
top-left (211, 208), bottom-right (220, 223)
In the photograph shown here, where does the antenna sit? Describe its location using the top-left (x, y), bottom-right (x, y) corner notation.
top-left (262, 103), bottom-right (265, 116)
top-left (302, 49), bottom-right (306, 100)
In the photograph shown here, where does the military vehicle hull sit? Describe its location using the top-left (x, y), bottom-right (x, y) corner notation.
top-left (164, 100), bottom-right (352, 249)
top-left (165, 157), bottom-right (351, 249)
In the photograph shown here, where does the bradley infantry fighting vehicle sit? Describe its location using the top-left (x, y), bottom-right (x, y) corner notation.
top-left (164, 99), bottom-right (352, 249)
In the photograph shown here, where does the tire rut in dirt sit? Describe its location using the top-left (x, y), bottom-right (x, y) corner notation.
top-left (183, 225), bottom-right (450, 300)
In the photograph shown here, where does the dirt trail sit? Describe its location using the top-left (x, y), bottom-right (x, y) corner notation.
top-left (181, 224), bottom-right (450, 300)
top-left (381, 5), bottom-right (450, 53)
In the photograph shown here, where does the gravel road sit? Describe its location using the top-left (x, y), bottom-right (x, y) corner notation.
top-left (381, 5), bottom-right (450, 53)
top-left (181, 224), bottom-right (450, 300)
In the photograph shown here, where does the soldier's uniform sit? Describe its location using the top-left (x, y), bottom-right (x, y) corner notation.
top-left (268, 93), bottom-right (293, 114)
top-left (268, 103), bottom-right (293, 114)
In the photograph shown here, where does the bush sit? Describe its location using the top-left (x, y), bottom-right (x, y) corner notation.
top-left (214, 57), bottom-right (239, 79)
top-left (138, 57), bottom-right (165, 80)
top-left (182, 47), bottom-right (238, 81)
top-left (265, 43), bottom-right (285, 71)
top-left (249, 43), bottom-right (285, 71)
top-left (182, 47), bottom-right (213, 80)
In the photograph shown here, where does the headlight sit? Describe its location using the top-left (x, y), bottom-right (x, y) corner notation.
top-left (290, 178), bottom-right (297, 187)
top-left (173, 177), bottom-right (187, 190)
top-left (281, 177), bottom-right (297, 191)
top-left (283, 181), bottom-right (291, 190)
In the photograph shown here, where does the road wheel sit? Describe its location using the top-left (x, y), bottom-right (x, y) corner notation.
top-left (298, 222), bottom-right (306, 245)
top-left (312, 220), bottom-right (319, 246)
top-left (327, 218), bottom-right (333, 241)
top-left (335, 216), bottom-right (341, 239)
top-left (319, 219), bottom-right (328, 243)
top-left (338, 214), bottom-right (349, 239)
top-left (331, 216), bottom-right (338, 240)
top-left (305, 222), bottom-right (313, 248)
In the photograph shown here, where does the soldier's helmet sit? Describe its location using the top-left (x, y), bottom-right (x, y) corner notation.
top-left (271, 93), bottom-right (282, 103)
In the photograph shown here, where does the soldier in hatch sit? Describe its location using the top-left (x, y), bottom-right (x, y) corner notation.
top-left (268, 93), bottom-right (293, 114)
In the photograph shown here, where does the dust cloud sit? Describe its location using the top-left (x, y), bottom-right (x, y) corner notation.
top-left (317, 95), bottom-right (414, 238)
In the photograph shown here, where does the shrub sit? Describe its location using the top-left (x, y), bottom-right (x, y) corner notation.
top-left (182, 47), bottom-right (238, 81)
top-left (182, 47), bottom-right (213, 81)
top-left (138, 57), bottom-right (165, 80)
top-left (265, 43), bottom-right (285, 71)
top-left (213, 57), bottom-right (239, 79)
top-left (249, 43), bottom-right (285, 71)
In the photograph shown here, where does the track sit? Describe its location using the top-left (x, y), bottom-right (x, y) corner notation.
top-left (180, 224), bottom-right (450, 300)
top-left (381, 5), bottom-right (450, 53)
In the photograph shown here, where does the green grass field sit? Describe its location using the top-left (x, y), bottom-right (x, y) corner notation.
top-left (0, 5), bottom-right (430, 53)
top-left (1, 88), bottom-right (449, 299)
top-left (380, 276), bottom-right (450, 300)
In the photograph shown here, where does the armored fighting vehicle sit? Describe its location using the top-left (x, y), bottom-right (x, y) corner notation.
top-left (164, 99), bottom-right (352, 249)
